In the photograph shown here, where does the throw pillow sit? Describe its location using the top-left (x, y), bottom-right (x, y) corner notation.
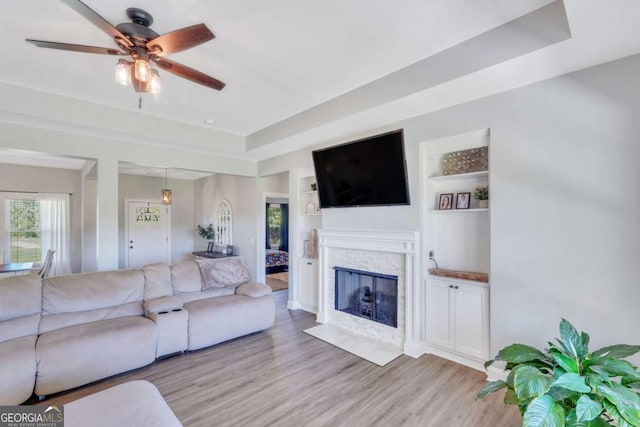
top-left (196, 257), bottom-right (252, 290)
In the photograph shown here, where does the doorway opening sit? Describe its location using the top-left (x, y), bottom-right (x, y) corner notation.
top-left (265, 199), bottom-right (288, 291)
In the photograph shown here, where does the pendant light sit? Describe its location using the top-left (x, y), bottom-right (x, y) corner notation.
top-left (161, 168), bottom-right (172, 205)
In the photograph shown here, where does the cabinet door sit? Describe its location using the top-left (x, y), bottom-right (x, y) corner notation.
top-left (298, 259), bottom-right (318, 313)
top-left (426, 279), bottom-right (455, 350)
top-left (454, 283), bottom-right (489, 360)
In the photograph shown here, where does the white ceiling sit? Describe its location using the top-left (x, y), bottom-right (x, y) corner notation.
top-left (1, 0), bottom-right (640, 165)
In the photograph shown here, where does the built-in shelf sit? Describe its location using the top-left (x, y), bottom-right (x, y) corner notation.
top-left (302, 190), bottom-right (318, 194)
top-left (429, 170), bottom-right (488, 181)
top-left (429, 208), bottom-right (488, 213)
top-left (304, 213), bottom-right (322, 216)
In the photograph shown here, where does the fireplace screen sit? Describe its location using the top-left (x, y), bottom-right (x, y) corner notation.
top-left (334, 267), bottom-right (398, 328)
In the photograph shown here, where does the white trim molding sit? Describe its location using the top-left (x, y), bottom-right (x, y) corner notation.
top-left (317, 229), bottom-right (424, 358)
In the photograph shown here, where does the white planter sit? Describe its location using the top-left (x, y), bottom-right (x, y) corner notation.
top-left (478, 200), bottom-right (489, 209)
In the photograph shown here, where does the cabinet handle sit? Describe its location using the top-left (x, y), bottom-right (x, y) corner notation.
top-left (307, 262), bottom-right (312, 265)
top-left (454, 286), bottom-right (459, 289)
top-left (449, 285), bottom-right (453, 289)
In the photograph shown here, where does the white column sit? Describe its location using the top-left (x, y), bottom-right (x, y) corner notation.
top-left (96, 156), bottom-right (119, 270)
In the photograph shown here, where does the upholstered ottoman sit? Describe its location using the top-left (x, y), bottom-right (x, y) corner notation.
top-left (65, 380), bottom-right (181, 426)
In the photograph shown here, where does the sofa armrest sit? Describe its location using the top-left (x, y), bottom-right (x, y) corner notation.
top-left (144, 296), bottom-right (183, 315)
top-left (235, 282), bottom-right (272, 297)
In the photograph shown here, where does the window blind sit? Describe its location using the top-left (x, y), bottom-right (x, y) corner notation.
top-left (7, 198), bottom-right (41, 263)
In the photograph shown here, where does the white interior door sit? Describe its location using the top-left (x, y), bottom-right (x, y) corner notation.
top-left (126, 200), bottom-right (170, 268)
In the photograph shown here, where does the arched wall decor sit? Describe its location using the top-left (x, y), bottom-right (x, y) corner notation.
top-left (215, 199), bottom-right (232, 245)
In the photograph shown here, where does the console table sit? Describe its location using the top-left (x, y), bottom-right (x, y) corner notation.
top-left (191, 251), bottom-right (234, 259)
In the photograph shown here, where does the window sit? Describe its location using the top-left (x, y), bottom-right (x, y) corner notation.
top-left (268, 204), bottom-right (282, 249)
top-left (215, 200), bottom-right (232, 245)
top-left (6, 198), bottom-right (41, 263)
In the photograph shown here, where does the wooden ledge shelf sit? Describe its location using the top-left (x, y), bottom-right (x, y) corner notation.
top-left (428, 268), bottom-right (489, 282)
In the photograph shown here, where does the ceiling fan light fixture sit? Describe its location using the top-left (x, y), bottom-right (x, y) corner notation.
top-left (148, 69), bottom-right (161, 94)
top-left (115, 59), bottom-right (132, 86)
top-left (134, 58), bottom-right (151, 82)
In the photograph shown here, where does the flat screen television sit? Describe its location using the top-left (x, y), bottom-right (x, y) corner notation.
top-left (312, 129), bottom-right (410, 208)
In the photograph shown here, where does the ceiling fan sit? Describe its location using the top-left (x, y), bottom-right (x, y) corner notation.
top-left (26, 0), bottom-right (225, 94)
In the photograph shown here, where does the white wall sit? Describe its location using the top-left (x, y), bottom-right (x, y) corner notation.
top-left (118, 174), bottom-right (195, 267)
top-left (0, 163), bottom-right (82, 273)
top-left (195, 174), bottom-right (259, 278)
top-left (257, 53), bottom-right (640, 360)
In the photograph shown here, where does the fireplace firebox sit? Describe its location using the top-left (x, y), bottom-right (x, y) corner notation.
top-left (334, 267), bottom-right (398, 328)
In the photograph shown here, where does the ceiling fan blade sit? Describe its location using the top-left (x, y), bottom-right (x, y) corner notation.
top-left (146, 24), bottom-right (214, 56)
top-left (152, 57), bottom-right (225, 91)
top-left (60, 0), bottom-right (133, 49)
top-left (26, 39), bottom-right (126, 55)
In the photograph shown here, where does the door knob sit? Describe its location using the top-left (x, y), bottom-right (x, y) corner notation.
top-left (129, 246), bottom-right (133, 249)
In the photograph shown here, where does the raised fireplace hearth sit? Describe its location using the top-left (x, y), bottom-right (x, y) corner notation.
top-left (334, 267), bottom-right (398, 328)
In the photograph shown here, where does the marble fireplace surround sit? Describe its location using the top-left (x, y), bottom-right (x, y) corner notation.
top-left (316, 229), bottom-right (423, 358)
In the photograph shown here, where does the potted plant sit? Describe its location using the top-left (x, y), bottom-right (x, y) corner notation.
top-left (197, 224), bottom-right (215, 241)
top-left (478, 319), bottom-right (640, 426)
top-left (474, 186), bottom-right (489, 208)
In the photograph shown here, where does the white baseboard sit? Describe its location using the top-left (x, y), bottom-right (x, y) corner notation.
top-left (486, 365), bottom-right (509, 382)
top-left (403, 340), bottom-right (427, 358)
top-left (426, 345), bottom-right (487, 373)
top-left (287, 300), bottom-right (300, 310)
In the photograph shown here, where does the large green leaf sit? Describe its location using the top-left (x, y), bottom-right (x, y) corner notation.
top-left (598, 383), bottom-right (640, 426)
top-left (553, 373), bottom-right (591, 393)
top-left (576, 395), bottom-right (603, 422)
top-left (477, 380), bottom-right (507, 399)
top-left (565, 409), bottom-right (610, 427)
top-left (514, 365), bottom-right (555, 400)
top-left (547, 386), bottom-right (576, 402)
top-left (602, 400), bottom-right (636, 427)
top-left (589, 357), bottom-right (640, 380)
top-left (593, 345), bottom-right (640, 359)
top-left (523, 394), bottom-right (566, 427)
top-left (559, 319), bottom-right (588, 360)
top-left (495, 344), bottom-right (550, 365)
top-left (554, 353), bottom-right (580, 374)
top-left (505, 388), bottom-right (520, 406)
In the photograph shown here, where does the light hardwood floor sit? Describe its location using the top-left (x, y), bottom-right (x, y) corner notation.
top-left (35, 290), bottom-right (521, 426)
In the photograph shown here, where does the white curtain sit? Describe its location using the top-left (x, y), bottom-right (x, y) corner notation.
top-left (39, 193), bottom-right (71, 276)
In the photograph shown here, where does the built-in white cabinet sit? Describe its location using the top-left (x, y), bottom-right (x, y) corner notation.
top-left (297, 258), bottom-right (319, 313)
top-left (427, 276), bottom-right (489, 361)
top-left (289, 167), bottom-right (322, 313)
top-left (421, 129), bottom-right (491, 371)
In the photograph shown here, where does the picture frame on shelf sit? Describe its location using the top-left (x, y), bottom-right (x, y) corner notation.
top-left (306, 202), bottom-right (317, 215)
top-left (456, 192), bottom-right (471, 209)
top-left (438, 193), bottom-right (453, 210)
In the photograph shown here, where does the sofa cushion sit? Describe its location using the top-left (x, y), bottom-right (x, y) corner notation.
top-left (0, 335), bottom-right (37, 405)
top-left (65, 381), bottom-right (181, 427)
top-left (195, 257), bottom-right (252, 290)
top-left (236, 282), bottom-right (272, 298)
top-left (39, 303), bottom-right (144, 335)
top-left (173, 286), bottom-right (236, 304)
top-left (0, 314), bottom-right (41, 344)
top-left (0, 274), bottom-right (42, 322)
top-left (184, 294), bottom-right (275, 350)
top-left (142, 263), bottom-right (173, 300)
top-left (35, 316), bottom-right (157, 396)
top-left (0, 274), bottom-right (42, 343)
top-left (43, 269), bottom-right (145, 314)
top-left (170, 261), bottom-right (202, 293)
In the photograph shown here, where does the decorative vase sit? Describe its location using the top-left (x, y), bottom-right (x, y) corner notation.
top-left (478, 200), bottom-right (489, 209)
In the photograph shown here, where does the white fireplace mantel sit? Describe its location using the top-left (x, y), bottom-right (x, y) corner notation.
top-left (316, 229), bottom-right (425, 358)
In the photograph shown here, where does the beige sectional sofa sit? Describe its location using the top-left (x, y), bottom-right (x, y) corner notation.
top-left (0, 256), bottom-right (275, 404)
